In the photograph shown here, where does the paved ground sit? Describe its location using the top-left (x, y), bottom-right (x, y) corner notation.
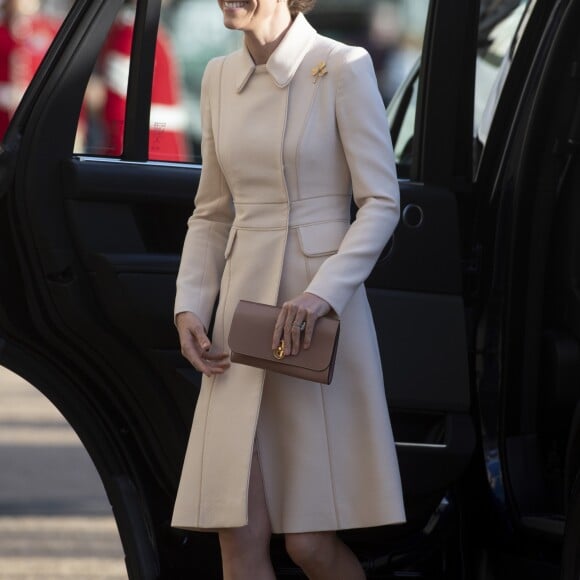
top-left (0, 367), bottom-right (126, 579)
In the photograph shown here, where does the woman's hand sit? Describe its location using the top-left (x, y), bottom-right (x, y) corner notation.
top-left (272, 293), bottom-right (331, 357)
top-left (176, 312), bottom-right (230, 377)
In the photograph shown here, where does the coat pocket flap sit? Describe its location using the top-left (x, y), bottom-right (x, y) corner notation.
top-left (297, 221), bottom-right (348, 257)
top-left (229, 300), bottom-right (340, 373)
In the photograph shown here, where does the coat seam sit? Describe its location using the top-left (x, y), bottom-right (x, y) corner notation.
top-left (307, 253), bottom-right (339, 525)
top-left (320, 386), bottom-right (340, 528)
top-left (274, 86), bottom-right (291, 308)
top-left (214, 58), bottom-right (235, 201)
top-left (279, 84), bottom-right (290, 202)
top-left (293, 43), bottom-right (339, 201)
top-left (230, 225), bottom-right (288, 231)
top-left (221, 240), bottom-right (234, 349)
top-left (293, 58), bottom-right (320, 201)
top-left (244, 371), bottom-right (268, 525)
top-left (254, 426), bottom-right (273, 528)
top-left (304, 243), bottom-right (313, 283)
top-left (197, 374), bottom-right (216, 526)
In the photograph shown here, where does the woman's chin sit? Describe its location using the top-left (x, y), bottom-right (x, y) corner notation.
top-left (223, 16), bottom-right (246, 30)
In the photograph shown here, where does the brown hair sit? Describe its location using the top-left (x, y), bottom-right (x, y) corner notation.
top-left (288, 0), bottom-right (316, 17)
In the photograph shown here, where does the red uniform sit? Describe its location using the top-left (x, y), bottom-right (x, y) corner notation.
top-left (101, 7), bottom-right (188, 161)
top-left (11, 12), bottom-right (60, 89)
top-left (0, 10), bottom-right (60, 139)
top-left (0, 21), bottom-right (17, 138)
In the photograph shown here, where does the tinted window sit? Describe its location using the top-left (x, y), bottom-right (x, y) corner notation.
top-left (74, 0), bottom-right (429, 164)
top-left (475, 0), bottom-right (535, 154)
top-left (387, 0), bottom-right (536, 177)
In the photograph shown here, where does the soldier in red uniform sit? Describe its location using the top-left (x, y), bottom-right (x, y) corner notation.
top-left (100, 0), bottom-right (188, 161)
top-left (10, 1), bottom-right (59, 91)
top-left (0, 0), bottom-right (61, 139)
top-left (0, 0), bottom-right (18, 138)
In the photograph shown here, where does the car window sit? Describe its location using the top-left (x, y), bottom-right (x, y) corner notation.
top-left (163, 0), bottom-right (429, 165)
top-left (387, 0), bottom-right (535, 178)
top-left (157, 0), bottom-right (241, 163)
top-left (4, 1), bottom-right (532, 169)
top-left (475, 0), bottom-right (535, 155)
top-left (79, 3), bottom-right (136, 158)
top-left (74, 1), bottom-right (182, 160)
top-left (73, 0), bottom-right (239, 162)
top-left (386, 59), bottom-right (419, 177)
top-left (72, 0), bottom-right (428, 164)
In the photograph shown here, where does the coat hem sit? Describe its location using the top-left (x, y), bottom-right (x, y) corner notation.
top-left (171, 515), bottom-right (407, 535)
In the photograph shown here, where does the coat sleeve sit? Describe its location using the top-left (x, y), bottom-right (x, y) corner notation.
top-left (174, 58), bottom-right (234, 329)
top-left (305, 46), bottom-right (400, 316)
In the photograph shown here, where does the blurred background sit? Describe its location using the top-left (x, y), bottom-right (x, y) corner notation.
top-left (1, 0), bottom-right (525, 163)
top-left (1, 0), bottom-right (430, 162)
top-left (0, 367), bottom-right (125, 579)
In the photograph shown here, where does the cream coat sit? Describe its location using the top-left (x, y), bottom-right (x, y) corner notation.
top-left (172, 14), bottom-right (405, 534)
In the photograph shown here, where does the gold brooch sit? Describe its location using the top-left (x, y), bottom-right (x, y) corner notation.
top-left (311, 61), bottom-right (328, 83)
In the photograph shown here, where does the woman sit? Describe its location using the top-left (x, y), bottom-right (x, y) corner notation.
top-left (172, 0), bottom-right (405, 578)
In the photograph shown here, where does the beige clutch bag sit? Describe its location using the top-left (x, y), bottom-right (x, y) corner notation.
top-left (228, 300), bottom-right (340, 385)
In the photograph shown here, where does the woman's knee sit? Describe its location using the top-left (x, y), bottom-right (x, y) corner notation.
top-left (219, 451), bottom-right (272, 562)
top-left (285, 532), bottom-right (336, 569)
top-left (219, 522), bottom-right (271, 561)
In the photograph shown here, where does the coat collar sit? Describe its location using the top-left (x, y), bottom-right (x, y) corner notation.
top-left (235, 13), bottom-right (317, 93)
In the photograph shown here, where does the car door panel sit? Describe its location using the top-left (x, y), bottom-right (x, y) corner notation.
top-left (367, 183), bottom-right (463, 293)
top-left (367, 181), bottom-right (470, 413)
top-left (371, 289), bottom-right (469, 412)
top-left (366, 182), bottom-right (473, 507)
top-left (63, 158), bottom-right (195, 349)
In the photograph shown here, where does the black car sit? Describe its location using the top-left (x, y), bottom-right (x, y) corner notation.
top-left (0, 0), bottom-right (579, 578)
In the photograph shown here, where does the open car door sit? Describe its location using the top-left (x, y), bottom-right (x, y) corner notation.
top-left (0, 0), bottom-right (479, 577)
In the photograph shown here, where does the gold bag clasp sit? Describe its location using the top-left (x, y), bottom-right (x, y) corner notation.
top-left (273, 340), bottom-right (285, 360)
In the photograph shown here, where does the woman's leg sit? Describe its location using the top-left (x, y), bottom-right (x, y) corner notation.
top-left (285, 531), bottom-right (366, 580)
top-left (218, 452), bottom-right (275, 580)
